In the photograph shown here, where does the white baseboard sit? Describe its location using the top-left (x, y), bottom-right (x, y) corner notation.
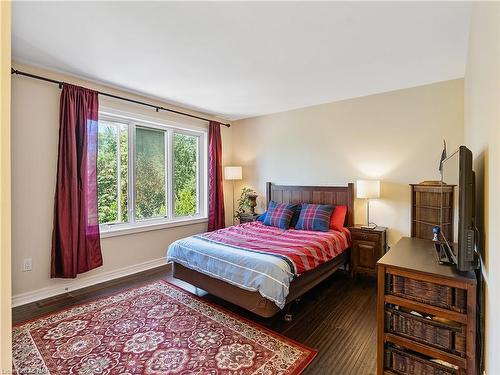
top-left (12, 257), bottom-right (169, 308)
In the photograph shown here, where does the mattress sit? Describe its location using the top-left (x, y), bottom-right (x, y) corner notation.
top-left (166, 222), bottom-right (351, 309)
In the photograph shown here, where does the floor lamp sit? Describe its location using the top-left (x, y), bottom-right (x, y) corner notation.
top-left (356, 179), bottom-right (380, 230)
top-left (224, 166), bottom-right (242, 225)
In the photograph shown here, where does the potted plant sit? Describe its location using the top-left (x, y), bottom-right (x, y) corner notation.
top-left (234, 187), bottom-right (257, 220)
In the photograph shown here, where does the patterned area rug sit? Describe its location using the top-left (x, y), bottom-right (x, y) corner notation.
top-left (13, 280), bottom-right (316, 374)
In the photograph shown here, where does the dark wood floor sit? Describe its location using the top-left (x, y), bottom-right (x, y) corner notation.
top-left (13, 266), bottom-right (377, 375)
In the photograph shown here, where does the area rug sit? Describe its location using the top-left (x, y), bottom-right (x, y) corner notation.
top-left (12, 280), bottom-right (316, 374)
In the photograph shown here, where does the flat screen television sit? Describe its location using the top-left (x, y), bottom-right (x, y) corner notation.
top-left (439, 145), bottom-right (478, 272)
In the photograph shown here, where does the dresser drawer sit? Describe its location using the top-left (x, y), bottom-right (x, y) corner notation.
top-left (385, 308), bottom-right (466, 356)
top-left (385, 346), bottom-right (461, 375)
top-left (387, 274), bottom-right (467, 313)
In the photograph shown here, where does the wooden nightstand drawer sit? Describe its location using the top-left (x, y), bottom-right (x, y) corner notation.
top-left (352, 231), bottom-right (380, 242)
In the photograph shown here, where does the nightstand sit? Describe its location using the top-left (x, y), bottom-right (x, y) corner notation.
top-left (239, 213), bottom-right (260, 224)
top-left (349, 225), bottom-right (387, 278)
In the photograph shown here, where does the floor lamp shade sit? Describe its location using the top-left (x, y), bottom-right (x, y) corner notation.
top-left (224, 166), bottom-right (242, 181)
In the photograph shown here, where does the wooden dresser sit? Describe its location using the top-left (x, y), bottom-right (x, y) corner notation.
top-left (377, 237), bottom-right (477, 375)
top-left (410, 182), bottom-right (455, 241)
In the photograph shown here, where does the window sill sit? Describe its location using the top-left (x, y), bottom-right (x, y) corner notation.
top-left (100, 217), bottom-right (208, 239)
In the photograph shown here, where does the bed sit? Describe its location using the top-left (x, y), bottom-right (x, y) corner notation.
top-left (168, 182), bottom-right (354, 318)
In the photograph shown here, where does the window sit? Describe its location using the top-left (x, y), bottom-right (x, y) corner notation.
top-left (97, 113), bottom-right (206, 234)
top-left (97, 121), bottom-right (128, 225)
top-left (173, 133), bottom-right (199, 217)
top-left (135, 127), bottom-right (166, 220)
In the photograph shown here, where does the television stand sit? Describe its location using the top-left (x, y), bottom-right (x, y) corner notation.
top-left (434, 242), bottom-right (455, 266)
top-left (377, 237), bottom-right (478, 375)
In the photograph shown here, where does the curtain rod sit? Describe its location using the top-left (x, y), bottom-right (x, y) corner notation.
top-left (11, 68), bottom-right (231, 128)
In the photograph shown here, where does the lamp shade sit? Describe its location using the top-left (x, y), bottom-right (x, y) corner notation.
top-left (356, 179), bottom-right (380, 199)
top-left (224, 166), bottom-right (242, 180)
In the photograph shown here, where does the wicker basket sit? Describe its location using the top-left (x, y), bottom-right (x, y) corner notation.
top-left (387, 274), bottom-right (467, 313)
top-left (385, 308), bottom-right (466, 355)
top-left (385, 346), bottom-right (462, 375)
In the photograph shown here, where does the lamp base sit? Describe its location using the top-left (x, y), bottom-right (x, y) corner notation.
top-left (362, 198), bottom-right (377, 230)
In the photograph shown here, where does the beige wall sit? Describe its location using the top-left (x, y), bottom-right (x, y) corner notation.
top-left (464, 3), bottom-right (500, 374)
top-left (232, 79), bottom-right (464, 246)
top-left (0, 1), bottom-right (11, 370)
top-left (11, 62), bottom-right (233, 300)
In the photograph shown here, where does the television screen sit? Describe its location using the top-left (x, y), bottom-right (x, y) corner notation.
top-left (440, 146), bottom-right (477, 271)
top-left (441, 151), bottom-right (459, 244)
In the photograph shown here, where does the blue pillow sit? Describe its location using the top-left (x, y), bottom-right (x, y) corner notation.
top-left (260, 204), bottom-right (301, 226)
top-left (290, 204), bottom-right (302, 227)
top-left (295, 203), bottom-right (334, 232)
top-left (257, 211), bottom-right (267, 222)
top-left (263, 201), bottom-right (297, 229)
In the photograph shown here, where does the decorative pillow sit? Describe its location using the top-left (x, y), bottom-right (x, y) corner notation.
top-left (295, 203), bottom-right (334, 232)
top-left (259, 205), bottom-right (300, 225)
top-left (263, 201), bottom-right (297, 229)
top-left (289, 205), bottom-right (302, 228)
top-left (330, 205), bottom-right (348, 230)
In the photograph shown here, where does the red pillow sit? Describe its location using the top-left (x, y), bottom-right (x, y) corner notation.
top-left (329, 205), bottom-right (347, 230)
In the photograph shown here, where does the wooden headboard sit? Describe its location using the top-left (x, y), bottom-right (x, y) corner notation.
top-left (266, 182), bottom-right (355, 227)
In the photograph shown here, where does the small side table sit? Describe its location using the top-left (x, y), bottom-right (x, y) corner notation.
top-left (239, 213), bottom-right (261, 224)
top-left (349, 225), bottom-right (387, 278)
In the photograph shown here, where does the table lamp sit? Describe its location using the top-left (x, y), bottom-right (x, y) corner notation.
top-left (356, 179), bottom-right (380, 229)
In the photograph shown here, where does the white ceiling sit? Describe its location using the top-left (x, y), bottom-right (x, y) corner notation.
top-left (12, 2), bottom-right (472, 120)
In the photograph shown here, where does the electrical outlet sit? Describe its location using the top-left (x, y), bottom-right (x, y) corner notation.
top-left (23, 258), bottom-right (32, 272)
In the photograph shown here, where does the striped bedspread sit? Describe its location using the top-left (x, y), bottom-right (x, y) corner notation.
top-left (197, 221), bottom-right (351, 275)
top-left (167, 222), bottom-right (351, 309)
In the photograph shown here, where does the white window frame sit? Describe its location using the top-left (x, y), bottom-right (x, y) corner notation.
top-left (98, 110), bottom-right (207, 238)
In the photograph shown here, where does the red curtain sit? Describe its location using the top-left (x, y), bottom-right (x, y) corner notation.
top-left (51, 84), bottom-right (103, 278)
top-left (208, 121), bottom-right (225, 231)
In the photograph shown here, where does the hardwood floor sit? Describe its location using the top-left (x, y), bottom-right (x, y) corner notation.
top-left (13, 267), bottom-right (377, 375)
